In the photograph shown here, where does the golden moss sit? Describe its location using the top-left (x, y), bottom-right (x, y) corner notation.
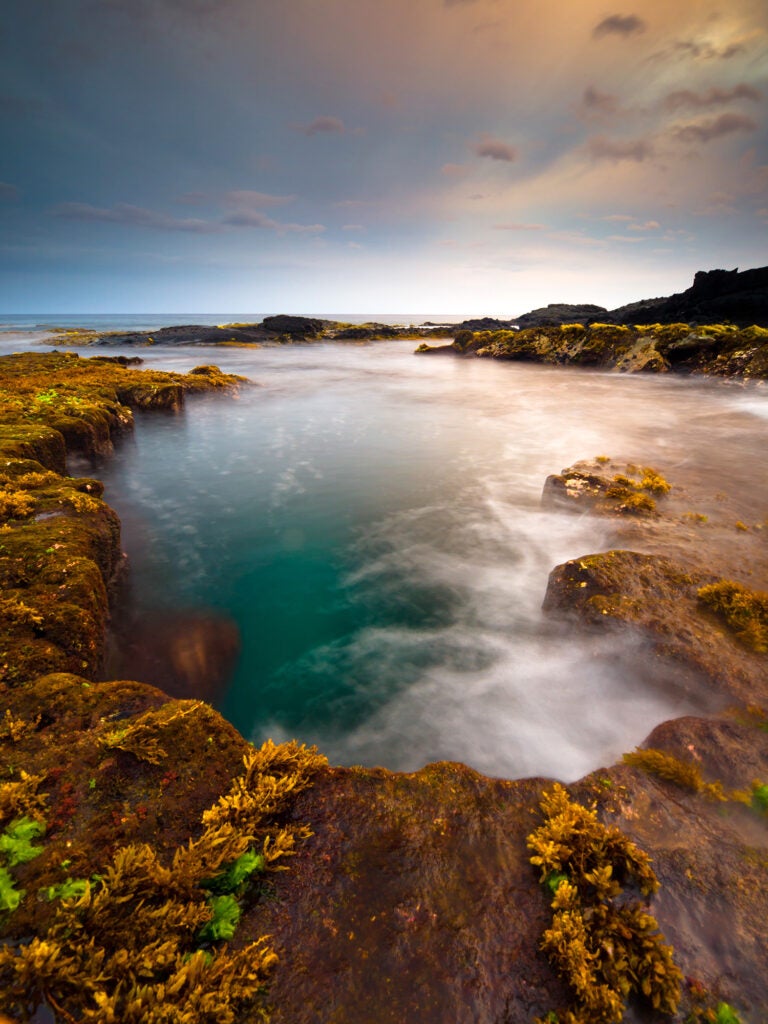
top-left (622, 749), bottom-right (726, 801)
top-left (528, 783), bottom-right (681, 1024)
top-left (0, 488), bottom-right (36, 520)
top-left (0, 738), bottom-right (327, 1022)
top-left (697, 579), bottom-right (768, 653)
top-left (0, 772), bottom-right (48, 828)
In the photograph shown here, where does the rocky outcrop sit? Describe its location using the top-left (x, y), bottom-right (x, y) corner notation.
top-left (513, 302), bottom-right (608, 329)
top-left (55, 319), bottom-right (435, 347)
top-left (612, 266), bottom-right (768, 327)
top-left (261, 315), bottom-right (330, 337)
top-left (502, 266), bottom-right (768, 330)
top-left (416, 322), bottom-right (768, 379)
top-left (2, 355), bottom-right (768, 1023)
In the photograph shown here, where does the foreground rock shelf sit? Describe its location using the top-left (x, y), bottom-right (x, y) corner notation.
top-left (1, 354), bottom-right (767, 1023)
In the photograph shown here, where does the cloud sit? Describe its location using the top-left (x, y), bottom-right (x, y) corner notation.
top-left (223, 210), bottom-right (325, 234)
top-left (694, 192), bottom-right (738, 216)
top-left (671, 112), bottom-right (757, 144)
top-left (663, 84), bottom-right (761, 111)
top-left (293, 116), bottom-right (345, 137)
top-left (472, 135), bottom-right (517, 162)
top-left (53, 201), bottom-right (324, 235)
top-left (627, 220), bottom-right (660, 230)
top-left (175, 189), bottom-right (296, 208)
top-left (587, 135), bottom-right (654, 162)
top-left (580, 85), bottom-right (621, 117)
top-left (441, 162), bottom-right (469, 177)
top-left (333, 199), bottom-right (375, 209)
top-left (493, 222), bottom-right (545, 231)
top-left (592, 14), bottom-right (646, 39)
top-left (223, 190), bottom-right (296, 208)
top-left (652, 37), bottom-right (751, 62)
top-left (0, 182), bottom-right (20, 201)
top-left (602, 213), bottom-right (634, 222)
top-left (52, 202), bottom-right (221, 232)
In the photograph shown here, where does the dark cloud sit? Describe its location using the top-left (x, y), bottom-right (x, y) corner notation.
top-left (293, 116), bottom-right (345, 137)
top-left (52, 202), bottom-right (221, 232)
top-left (587, 135), bottom-right (654, 161)
top-left (663, 84), bottom-right (761, 111)
top-left (0, 182), bottom-right (20, 201)
top-left (671, 112), bottom-right (757, 144)
top-left (175, 190), bottom-right (296, 208)
top-left (653, 38), bottom-right (747, 62)
top-left (54, 200), bottom-right (324, 235)
top-left (472, 136), bottom-right (517, 162)
top-left (592, 14), bottom-right (646, 39)
top-left (222, 210), bottom-right (324, 234)
top-left (223, 190), bottom-right (296, 208)
top-left (581, 85), bottom-right (621, 116)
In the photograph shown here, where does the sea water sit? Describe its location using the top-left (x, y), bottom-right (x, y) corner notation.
top-left (4, 330), bottom-right (768, 780)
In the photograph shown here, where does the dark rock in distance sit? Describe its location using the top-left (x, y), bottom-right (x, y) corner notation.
top-left (513, 303), bottom-right (608, 329)
top-left (611, 265), bottom-right (768, 327)
top-left (261, 315), bottom-right (329, 337)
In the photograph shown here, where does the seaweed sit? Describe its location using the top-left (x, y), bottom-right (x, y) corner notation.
top-left (528, 783), bottom-right (681, 1024)
top-left (622, 749), bottom-right (726, 801)
top-left (0, 738), bottom-right (327, 1022)
top-left (697, 580), bottom-right (768, 653)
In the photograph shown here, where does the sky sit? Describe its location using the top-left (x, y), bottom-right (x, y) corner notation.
top-left (0, 0), bottom-right (766, 315)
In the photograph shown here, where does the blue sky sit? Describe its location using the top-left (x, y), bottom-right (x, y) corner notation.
top-left (1, 0), bottom-right (766, 314)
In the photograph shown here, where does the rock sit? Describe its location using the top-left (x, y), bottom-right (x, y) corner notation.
top-left (261, 315), bottom-right (329, 338)
top-left (243, 765), bottom-right (568, 1024)
top-left (512, 303), bottom-right (609, 329)
top-left (541, 459), bottom-right (669, 516)
top-left (542, 549), bottom-right (767, 707)
top-left (611, 265), bottom-right (768, 327)
top-left (413, 342), bottom-right (459, 355)
top-left (108, 608), bottom-right (241, 702)
top-left (452, 316), bottom-right (516, 332)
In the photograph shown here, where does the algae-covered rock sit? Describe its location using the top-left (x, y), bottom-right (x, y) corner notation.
top-left (542, 458), bottom-right (671, 516)
top-left (242, 764), bottom-right (568, 1023)
top-left (417, 321), bottom-right (768, 380)
top-left (542, 549), bottom-right (767, 706)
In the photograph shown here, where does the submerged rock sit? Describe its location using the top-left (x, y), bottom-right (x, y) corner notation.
top-left (109, 608), bottom-right (241, 702)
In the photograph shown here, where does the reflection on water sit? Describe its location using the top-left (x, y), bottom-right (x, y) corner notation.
top-left (81, 342), bottom-right (768, 780)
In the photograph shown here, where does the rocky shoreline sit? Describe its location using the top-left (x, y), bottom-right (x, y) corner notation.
top-left (415, 321), bottom-right (768, 380)
top-left (0, 354), bottom-right (767, 1022)
top-left (48, 314), bottom-right (437, 348)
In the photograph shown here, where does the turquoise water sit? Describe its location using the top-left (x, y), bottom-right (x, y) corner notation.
top-left (17, 335), bottom-right (761, 779)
